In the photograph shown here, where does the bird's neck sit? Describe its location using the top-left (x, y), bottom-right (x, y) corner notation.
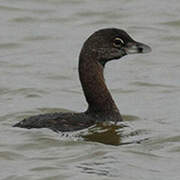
top-left (78, 54), bottom-right (122, 122)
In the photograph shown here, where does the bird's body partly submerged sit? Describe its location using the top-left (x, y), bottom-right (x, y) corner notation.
top-left (14, 28), bottom-right (151, 132)
top-left (14, 112), bottom-right (94, 132)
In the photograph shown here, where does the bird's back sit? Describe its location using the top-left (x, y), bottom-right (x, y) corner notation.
top-left (13, 112), bottom-right (95, 132)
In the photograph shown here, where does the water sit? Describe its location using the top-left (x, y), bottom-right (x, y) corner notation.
top-left (0, 0), bottom-right (180, 179)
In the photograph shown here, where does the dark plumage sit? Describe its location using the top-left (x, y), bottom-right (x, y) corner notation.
top-left (13, 28), bottom-right (151, 132)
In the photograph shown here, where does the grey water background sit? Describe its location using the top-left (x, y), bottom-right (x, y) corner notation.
top-left (0, 0), bottom-right (180, 179)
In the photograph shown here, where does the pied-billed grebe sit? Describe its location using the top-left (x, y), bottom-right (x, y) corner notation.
top-left (13, 28), bottom-right (151, 132)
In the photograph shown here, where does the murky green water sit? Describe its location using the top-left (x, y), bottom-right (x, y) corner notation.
top-left (0, 0), bottom-right (180, 179)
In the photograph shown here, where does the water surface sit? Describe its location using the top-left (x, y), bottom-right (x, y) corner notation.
top-left (0, 0), bottom-right (180, 179)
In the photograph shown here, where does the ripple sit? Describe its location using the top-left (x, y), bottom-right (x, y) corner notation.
top-left (161, 35), bottom-right (180, 41)
top-left (0, 43), bottom-right (22, 49)
top-left (61, 88), bottom-right (80, 94)
top-left (45, 17), bottom-right (78, 23)
top-left (143, 135), bottom-right (180, 153)
top-left (0, 111), bottom-right (38, 122)
top-left (23, 35), bottom-right (53, 42)
top-left (46, 75), bottom-right (71, 80)
top-left (123, 115), bottom-right (140, 121)
top-left (170, 146), bottom-right (180, 153)
top-left (77, 164), bottom-right (110, 176)
top-left (160, 135), bottom-right (180, 143)
top-left (162, 20), bottom-right (180, 27)
top-left (10, 16), bottom-right (39, 23)
top-left (14, 141), bottom-right (59, 151)
top-left (125, 149), bottom-right (161, 158)
top-left (30, 166), bottom-right (59, 172)
top-left (132, 81), bottom-right (176, 88)
top-left (0, 88), bottom-right (9, 95)
top-left (37, 175), bottom-right (64, 180)
top-left (5, 88), bottom-right (47, 98)
top-left (34, 0), bottom-right (82, 4)
top-left (2, 175), bottom-right (31, 180)
top-left (122, 129), bottom-right (150, 138)
top-left (0, 5), bottom-right (53, 14)
top-left (31, 9), bottom-right (54, 14)
top-left (111, 88), bottom-right (136, 94)
top-left (0, 5), bottom-right (25, 12)
top-left (0, 151), bottom-right (25, 160)
top-left (76, 10), bottom-right (125, 19)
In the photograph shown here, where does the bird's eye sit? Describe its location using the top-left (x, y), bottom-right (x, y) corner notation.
top-left (113, 37), bottom-right (124, 47)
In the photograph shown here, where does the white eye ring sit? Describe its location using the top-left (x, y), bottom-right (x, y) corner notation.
top-left (113, 37), bottom-right (124, 47)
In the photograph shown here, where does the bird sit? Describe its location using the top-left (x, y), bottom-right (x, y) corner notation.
top-left (13, 28), bottom-right (151, 132)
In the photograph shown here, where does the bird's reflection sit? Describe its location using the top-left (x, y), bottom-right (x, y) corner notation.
top-left (80, 114), bottom-right (149, 145)
top-left (81, 122), bottom-right (127, 145)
